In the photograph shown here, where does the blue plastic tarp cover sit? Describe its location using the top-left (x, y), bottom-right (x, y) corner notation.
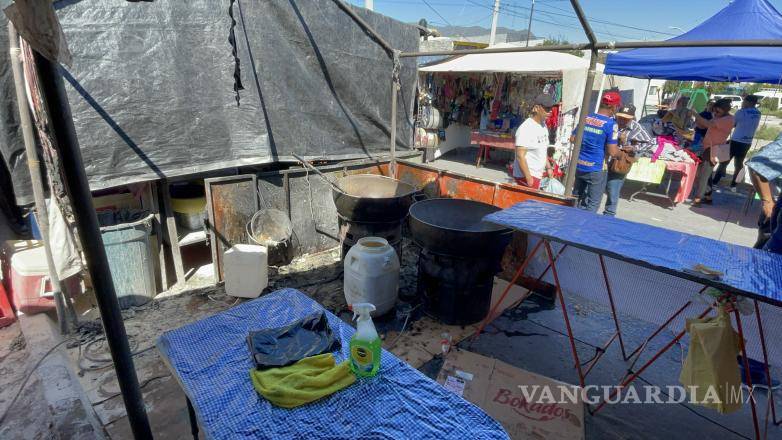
top-left (157, 288), bottom-right (508, 440)
top-left (484, 201), bottom-right (782, 307)
top-left (604, 0), bottom-right (782, 83)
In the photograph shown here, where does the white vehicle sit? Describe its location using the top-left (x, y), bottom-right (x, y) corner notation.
top-left (645, 79), bottom-right (666, 108)
top-left (712, 94), bottom-right (743, 110)
top-left (755, 90), bottom-right (782, 110)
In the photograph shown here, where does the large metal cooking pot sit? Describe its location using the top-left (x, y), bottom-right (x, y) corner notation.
top-left (332, 174), bottom-right (417, 223)
top-left (409, 198), bottom-right (512, 257)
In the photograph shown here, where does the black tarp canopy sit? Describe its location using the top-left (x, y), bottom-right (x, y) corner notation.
top-left (0, 0), bottom-right (418, 194)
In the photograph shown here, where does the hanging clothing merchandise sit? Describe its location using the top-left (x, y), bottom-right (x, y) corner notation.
top-left (679, 308), bottom-right (743, 414)
top-left (545, 104), bottom-right (561, 129)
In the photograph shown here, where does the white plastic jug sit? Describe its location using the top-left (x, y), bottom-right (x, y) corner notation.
top-left (224, 244), bottom-right (268, 298)
top-left (344, 237), bottom-right (400, 316)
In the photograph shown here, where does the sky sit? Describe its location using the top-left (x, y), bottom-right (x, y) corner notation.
top-left (346, 0), bottom-right (782, 43)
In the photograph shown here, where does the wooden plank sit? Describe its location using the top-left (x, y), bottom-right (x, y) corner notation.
top-left (160, 181), bottom-right (185, 284)
top-left (143, 182), bottom-right (167, 292)
top-left (204, 175), bottom-right (259, 282)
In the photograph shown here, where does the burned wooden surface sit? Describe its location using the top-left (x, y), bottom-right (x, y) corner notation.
top-left (205, 175), bottom-right (259, 281)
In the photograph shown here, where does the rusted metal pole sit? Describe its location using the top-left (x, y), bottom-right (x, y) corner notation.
top-left (7, 23), bottom-right (73, 333)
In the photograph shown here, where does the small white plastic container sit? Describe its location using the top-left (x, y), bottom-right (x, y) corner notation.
top-left (224, 244), bottom-right (268, 298)
top-left (344, 237), bottom-right (400, 316)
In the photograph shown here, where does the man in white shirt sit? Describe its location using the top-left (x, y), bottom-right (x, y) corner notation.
top-left (713, 95), bottom-right (761, 191)
top-left (513, 94), bottom-right (554, 189)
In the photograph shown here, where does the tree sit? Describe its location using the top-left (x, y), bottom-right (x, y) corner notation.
top-left (745, 83), bottom-right (762, 95)
top-left (540, 37), bottom-right (584, 58)
top-left (663, 80), bottom-right (681, 96)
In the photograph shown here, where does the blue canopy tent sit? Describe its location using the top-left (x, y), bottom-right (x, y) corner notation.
top-left (604, 0), bottom-right (782, 84)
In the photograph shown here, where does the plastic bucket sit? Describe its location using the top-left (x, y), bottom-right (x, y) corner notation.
top-left (99, 211), bottom-right (155, 308)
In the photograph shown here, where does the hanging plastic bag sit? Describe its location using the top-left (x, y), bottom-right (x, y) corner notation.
top-left (540, 177), bottom-right (565, 195)
top-left (679, 307), bottom-right (743, 414)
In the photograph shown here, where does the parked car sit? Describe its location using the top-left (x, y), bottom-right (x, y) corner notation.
top-left (755, 90), bottom-right (782, 110)
top-left (712, 94), bottom-right (743, 110)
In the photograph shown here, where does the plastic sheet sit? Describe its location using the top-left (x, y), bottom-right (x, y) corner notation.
top-left (247, 311), bottom-right (340, 369)
top-left (157, 289), bottom-right (508, 440)
top-left (52, 0), bottom-right (417, 191)
top-left (484, 201), bottom-right (782, 307)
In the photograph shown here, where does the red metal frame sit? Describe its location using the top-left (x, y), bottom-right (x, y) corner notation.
top-left (733, 301), bottom-right (761, 439)
top-left (754, 299), bottom-right (781, 426)
top-left (599, 255), bottom-right (627, 360)
top-left (476, 235), bottom-right (778, 440)
top-left (474, 240), bottom-right (543, 338)
top-left (544, 240), bottom-right (586, 388)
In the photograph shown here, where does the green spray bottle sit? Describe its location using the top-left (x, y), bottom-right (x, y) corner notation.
top-left (349, 303), bottom-right (381, 377)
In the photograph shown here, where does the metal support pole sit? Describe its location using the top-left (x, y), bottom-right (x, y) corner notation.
top-left (401, 39), bottom-right (782, 58)
top-left (390, 79), bottom-right (398, 178)
top-left (569, 0), bottom-right (597, 46)
top-left (8, 24), bottom-right (73, 334)
top-left (489, 0), bottom-right (501, 46)
top-left (563, 0), bottom-right (598, 197)
top-left (525, 0), bottom-right (535, 47)
top-left (641, 79), bottom-right (651, 118)
top-left (32, 52), bottom-right (153, 439)
top-left (564, 49), bottom-right (598, 196)
top-left (594, 72), bottom-right (606, 113)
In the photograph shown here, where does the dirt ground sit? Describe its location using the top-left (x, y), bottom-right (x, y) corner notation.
top-left (61, 241), bottom-right (518, 439)
top-left (0, 324), bottom-right (58, 439)
top-left (57, 238), bottom-right (525, 439)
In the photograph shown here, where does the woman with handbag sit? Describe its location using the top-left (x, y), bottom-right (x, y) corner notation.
top-left (690, 98), bottom-right (734, 207)
top-left (603, 105), bottom-right (652, 216)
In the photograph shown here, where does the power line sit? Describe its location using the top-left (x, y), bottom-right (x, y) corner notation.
top-left (421, 0), bottom-right (455, 26)
top-left (466, 0), bottom-right (639, 41)
top-left (502, 0), bottom-right (677, 37)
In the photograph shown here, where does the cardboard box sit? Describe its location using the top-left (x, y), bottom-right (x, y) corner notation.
top-left (437, 350), bottom-right (584, 440)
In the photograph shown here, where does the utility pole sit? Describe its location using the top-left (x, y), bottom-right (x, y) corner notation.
top-left (525, 0), bottom-right (535, 47)
top-left (365, 0), bottom-right (373, 11)
top-left (489, 0), bottom-right (500, 46)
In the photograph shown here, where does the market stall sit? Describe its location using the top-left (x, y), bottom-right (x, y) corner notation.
top-left (605, 0), bottom-right (782, 207)
top-left (415, 47), bottom-right (590, 168)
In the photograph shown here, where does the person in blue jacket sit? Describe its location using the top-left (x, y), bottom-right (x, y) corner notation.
top-left (571, 91), bottom-right (621, 212)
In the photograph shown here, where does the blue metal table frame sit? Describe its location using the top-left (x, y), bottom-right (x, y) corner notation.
top-left (477, 200), bottom-right (782, 440)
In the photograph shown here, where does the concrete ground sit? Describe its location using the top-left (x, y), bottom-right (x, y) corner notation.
top-left (416, 146), bottom-right (760, 247)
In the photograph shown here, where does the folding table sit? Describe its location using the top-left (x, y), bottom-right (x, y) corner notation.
top-left (471, 131), bottom-right (516, 168)
top-left (477, 200), bottom-right (782, 440)
top-left (158, 288), bottom-right (508, 440)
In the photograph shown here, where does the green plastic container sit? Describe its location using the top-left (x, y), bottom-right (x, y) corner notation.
top-left (99, 211), bottom-right (155, 309)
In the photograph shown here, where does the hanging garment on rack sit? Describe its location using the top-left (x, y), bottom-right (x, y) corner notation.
top-left (545, 104), bottom-right (561, 130)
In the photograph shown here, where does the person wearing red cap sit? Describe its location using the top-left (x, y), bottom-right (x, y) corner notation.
top-left (571, 91), bottom-right (621, 212)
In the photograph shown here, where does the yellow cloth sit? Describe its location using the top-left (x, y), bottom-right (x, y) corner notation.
top-left (250, 353), bottom-right (356, 408)
top-left (679, 308), bottom-right (743, 414)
